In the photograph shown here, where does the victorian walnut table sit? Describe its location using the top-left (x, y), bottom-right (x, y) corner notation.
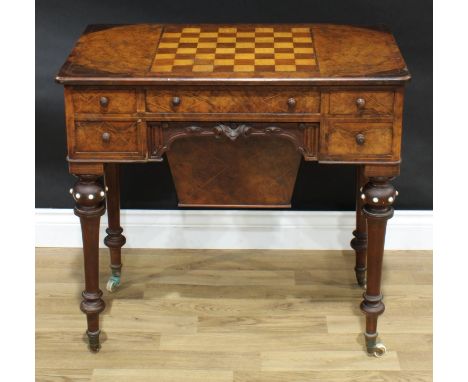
top-left (56, 24), bottom-right (410, 356)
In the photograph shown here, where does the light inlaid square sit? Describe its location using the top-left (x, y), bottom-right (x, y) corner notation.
top-left (218, 37), bottom-right (236, 43)
top-left (214, 59), bottom-right (235, 66)
top-left (255, 27), bottom-right (274, 33)
top-left (293, 37), bottom-right (313, 43)
top-left (236, 53), bottom-right (255, 59)
top-left (193, 65), bottom-right (214, 72)
top-left (234, 65), bottom-right (255, 72)
top-left (180, 37), bottom-right (199, 43)
top-left (182, 27), bottom-right (201, 33)
top-left (197, 42), bottom-right (217, 48)
top-left (294, 47), bottom-right (314, 54)
top-left (173, 59), bottom-right (194, 66)
top-left (215, 47), bottom-right (236, 54)
top-left (274, 42), bottom-right (293, 49)
top-left (256, 47), bottom-right (275, 54)
top-left (219, 27), bottom-right (237, 33)
top-left (295, 58), bottom-right (316, 66)
top-left (274, 32), bottom-right (293, 38)
top-left (255, 58), bottom-right (275, 66)
top-left (151, 25), bottom-right (318, 73)
top-left (275, 53), bottom-right (295, 59)
top-left (255, 37), bottom-right (274, 43)
top-left (275, 65), bottom-right (296, 72)
top-left (237, 42), bottom-right (256, 49)
top-left (237, 31), bottom-right (255, 38)
top-left (154, 65), bottom-right (173, 72)
top-left (176, 47), bottom-right (197, 54)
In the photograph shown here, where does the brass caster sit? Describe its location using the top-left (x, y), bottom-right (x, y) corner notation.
top-left (356, 279), bottom-right (367, 289)
top-left (89, 343), bottom-right (101, 353)
top-left (87, 330), bottom-right (101, 353)
top-left (106, 275), bottom-right (121, 293)
top-left (365, 332), bottom-right (386, 357)
top-left (369, 342), bottom-right (387, 358)
top-left (354, 266), bottom-right (367, 289)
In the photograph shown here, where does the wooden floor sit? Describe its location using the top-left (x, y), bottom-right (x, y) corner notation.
top-left (36, 248), bottom-right (432, 382)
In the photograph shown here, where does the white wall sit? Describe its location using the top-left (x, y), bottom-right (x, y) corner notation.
top-left (35, 209), bottom-right (433, 250)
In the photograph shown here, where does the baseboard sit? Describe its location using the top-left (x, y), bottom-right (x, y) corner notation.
top-left (35, 208), bottom-right (433, 250)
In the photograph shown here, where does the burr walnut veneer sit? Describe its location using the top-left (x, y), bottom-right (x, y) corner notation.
top-left (56, 23), bottom-right (410, 356)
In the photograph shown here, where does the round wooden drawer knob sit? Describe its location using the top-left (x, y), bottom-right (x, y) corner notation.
top-left (102, 132), bottom-right (111, 143)
top-left (287, 97), bottom-right (297, 108)
top-left (172, 96), bottom-right (181, 106)
top-left (100, 96), bottom-right (109, 107)
top-left (355, 133), bottom-right (365, 145)
top-left (356, 97), bottom-right (366, 109)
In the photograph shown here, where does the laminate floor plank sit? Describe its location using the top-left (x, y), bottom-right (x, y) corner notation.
top-left (91, 368), bottom-right (233, 382)
top-left (36, 248), bottom-right (432, 380)
top-left (233, 370), bottom-right (432, 382)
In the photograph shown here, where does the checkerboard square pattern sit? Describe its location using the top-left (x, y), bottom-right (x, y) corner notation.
top-left (150, 26), bottom-right (318, 73)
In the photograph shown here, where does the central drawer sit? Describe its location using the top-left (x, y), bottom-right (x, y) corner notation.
top-left (146, 86), bottom-right (320, 114)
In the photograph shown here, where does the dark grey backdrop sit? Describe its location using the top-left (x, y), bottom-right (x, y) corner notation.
top-left (36, 0), bottom-right (432, 210)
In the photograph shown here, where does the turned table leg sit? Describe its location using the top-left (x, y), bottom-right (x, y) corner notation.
top-left (351, 165), bottom-right (368, 287)
top-left (70, 174), bottom-right (106, 352)
top-left (104, 164), bottom-right (126, 293)
top-left (360, 176), bottom-right (398, 357)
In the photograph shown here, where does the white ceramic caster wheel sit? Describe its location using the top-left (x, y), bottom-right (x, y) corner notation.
top-left (106, 275), bottom-right (121, 292)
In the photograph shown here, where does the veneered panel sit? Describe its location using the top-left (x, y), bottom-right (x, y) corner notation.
top-left (329, 91), bottom-right (394, 115)
top-left (72, 120), bottom-right (145, 159)
top-left (311, 24), bottom-right (408, 78)
top-left (321, 120), bottom-right (395, 161)
top-left (58, 24), bottom-right (162, 78)
top-left (146, 86), bottom-right (320, 114)
top-left (167, 136), bottom-right (301, 207)
top-left (72, 89), bottom-right (137, 114)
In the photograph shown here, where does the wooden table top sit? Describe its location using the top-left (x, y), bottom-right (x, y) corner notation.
top-left (56, 24), bottom-right (410, 86)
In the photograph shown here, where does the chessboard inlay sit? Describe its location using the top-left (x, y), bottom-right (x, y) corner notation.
top-left (150, 26), bottom-right (318, 73)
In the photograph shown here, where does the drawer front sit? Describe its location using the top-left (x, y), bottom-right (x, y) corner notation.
top-left (71, 120), bottom-right (145, 159)
top-left (320, 119), bottom-right (396, 161)
top-left (146, 86), bottom-right (320, 114)
top-left (329, 91), bottom-right (394, 115)
top-left (72, 89), bottom-right (137, 114)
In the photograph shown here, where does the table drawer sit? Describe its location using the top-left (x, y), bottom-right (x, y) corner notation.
top-left (320, 119), bottom-right (396, 161)
top-left (329, 91), bottom-right (394, 116)
top-left (72, 89), bottom-right (137, 114)
top-left (146, 86), bottom-right (320, 114)
top-left (71, 120), bottom-right (145, 159)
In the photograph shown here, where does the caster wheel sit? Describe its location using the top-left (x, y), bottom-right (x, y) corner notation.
top-left (354, 268), bottom-right (367, 289)
top-left (88, 343), bottom-right (101, 353)
top-left (356, 279), bottom-right (367, 289)
top-left (369, 343), bottom-right (386, 358)
top-left (86, 330), bottom-right (101, 353)
top-left (106, 275), bottom-right (121, 292)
